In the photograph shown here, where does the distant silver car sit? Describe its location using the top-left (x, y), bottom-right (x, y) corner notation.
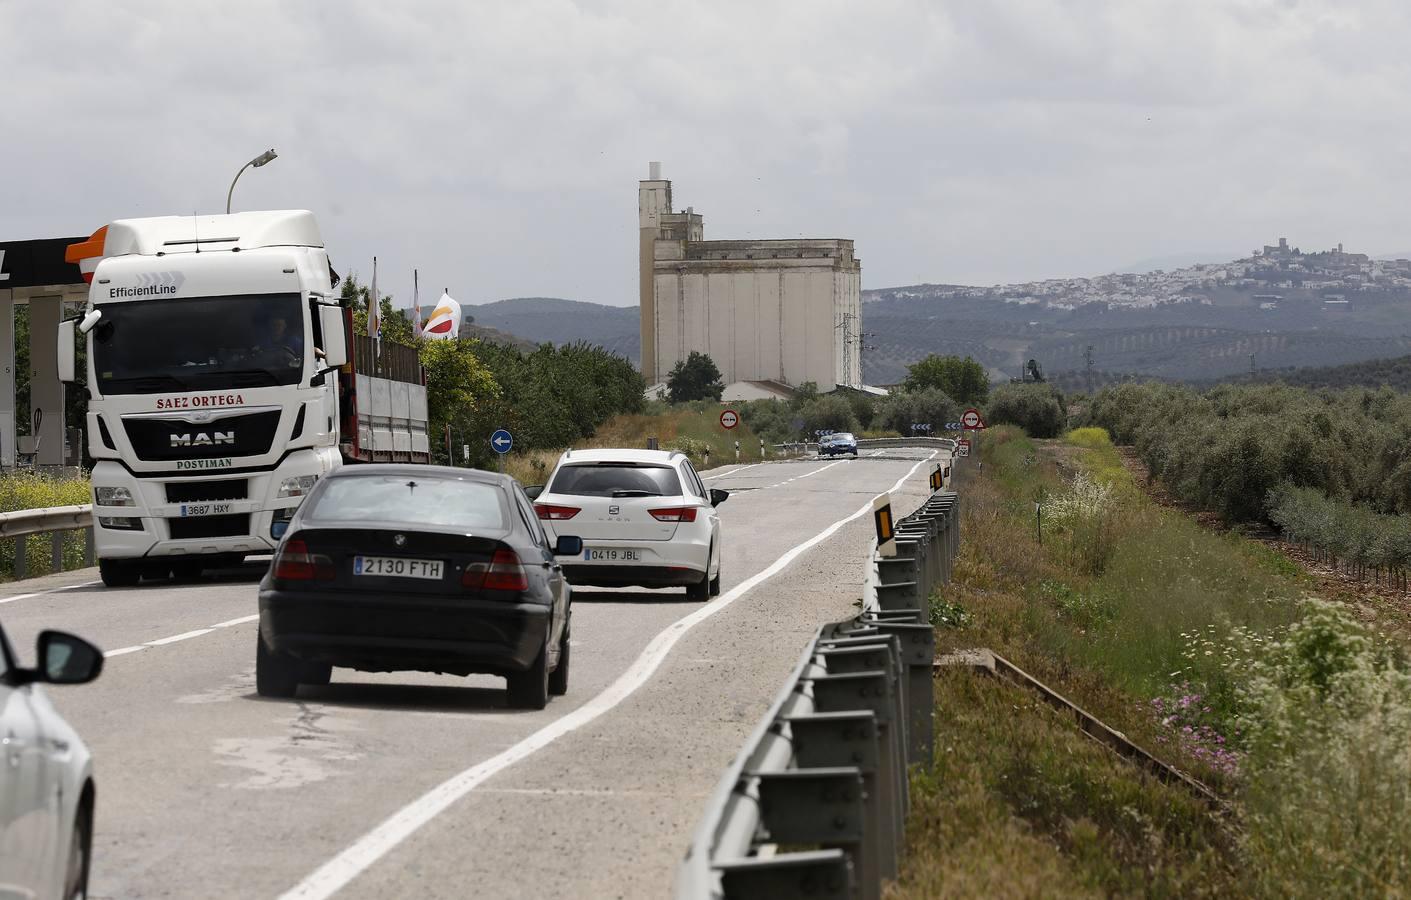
top-left (819, 432), bottom-right (859, 457)
top-left (0, 624), bottom-right (104, 900)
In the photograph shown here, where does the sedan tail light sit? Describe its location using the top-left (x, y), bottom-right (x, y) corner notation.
top-left (273, 538), bottom-right (335, 581)
top-left (648, 506), bottom-right (698, 523)
top-left (462, 549), bottom-right (529, 592)
top-left (534, 503), bottom-right (581, 521)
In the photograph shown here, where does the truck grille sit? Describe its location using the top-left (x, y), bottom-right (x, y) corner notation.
top-left (165, 479), bottom-right (248, 502)
top-left (168, 514), bottom-right (250, 540)
top-left (123, 410), bottom-right (281, 462)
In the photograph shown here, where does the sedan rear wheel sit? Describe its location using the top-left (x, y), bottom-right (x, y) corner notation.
top-left (548, 628), bottom-right (570, 696)
top-left (508, 639), bottom-right (550, 710)
top-left (255, 633), bottom-right (301, 698)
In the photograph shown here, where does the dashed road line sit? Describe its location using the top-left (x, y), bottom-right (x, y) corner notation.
top-left (103, 613), bottom-right (259, 658)
top-left (0, 579), bottom-right (103, 605)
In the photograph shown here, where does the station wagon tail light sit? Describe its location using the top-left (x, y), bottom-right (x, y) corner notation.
top-left (649, 506), bottom-right (697, 523)
top-left (534, 503), bottom-right (581, 520)
top-left (273, 538), bottom-right (334, 580)
top-left (462, 549), bottom-right (529, 592)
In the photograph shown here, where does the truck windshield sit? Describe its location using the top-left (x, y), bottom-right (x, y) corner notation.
top-left (92, 293), bottom-right (306, 394)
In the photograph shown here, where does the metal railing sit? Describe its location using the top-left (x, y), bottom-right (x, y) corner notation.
top-left (775, 436), bottom-right (960, 455)
top-left (0, 505), bottom-right (95, 579)
top-left (677, 465), bottom-right (962, 900)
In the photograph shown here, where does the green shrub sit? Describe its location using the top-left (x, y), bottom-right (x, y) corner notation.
top-left (986, 384), bottom-right (1066, 438)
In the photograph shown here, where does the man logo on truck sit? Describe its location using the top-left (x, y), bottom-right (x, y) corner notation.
top-left (170, 431), bottom-right (235, 448)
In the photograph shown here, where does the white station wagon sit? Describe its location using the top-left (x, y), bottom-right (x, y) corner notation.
top-left (532, 449), bottom-right (727, 600)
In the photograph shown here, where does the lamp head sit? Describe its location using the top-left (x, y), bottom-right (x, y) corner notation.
top-left (252, 149), bottom-right (278, 168)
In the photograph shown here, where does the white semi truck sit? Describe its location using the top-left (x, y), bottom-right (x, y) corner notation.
top-left (58, 210), bottom-right (431, 586)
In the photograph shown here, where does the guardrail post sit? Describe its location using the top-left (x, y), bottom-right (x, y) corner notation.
top-left (809, 670), bottom-right (903, 880)
top-left (866, 620), bottom-right (937, 766)
top-left (752, 768), bottom-right (867, 893)
top-left (50, 530), bottom-right (64, 574)
top-left (716, 849), bottom-right (853, 899)
top-left (84, 527), bottom-right (95, 567)
top-left (14, 536), bottom-right (25, 580)
top-left (787, 712), bottom-right (883, 900)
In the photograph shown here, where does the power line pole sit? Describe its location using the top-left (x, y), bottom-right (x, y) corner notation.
top-left (1250, 352), bottom-right (1257, 378)
top-left (1083, 345), bottom-right (1095, 395)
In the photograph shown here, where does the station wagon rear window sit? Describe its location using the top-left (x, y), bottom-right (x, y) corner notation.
top-left (305, 476), bottom-right (506, 530)
top-left (548, 463), bottom-right (682, 498)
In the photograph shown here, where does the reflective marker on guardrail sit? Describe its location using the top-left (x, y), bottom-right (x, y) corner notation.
top-left (872, 494), bottom-right (895, 558)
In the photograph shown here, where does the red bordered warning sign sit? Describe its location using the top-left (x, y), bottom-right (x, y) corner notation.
top-left (719, 409), bottom-right (739, 429)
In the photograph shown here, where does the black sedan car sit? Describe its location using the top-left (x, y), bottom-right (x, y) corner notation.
top-left (257, 465), bottom-right (581, 709)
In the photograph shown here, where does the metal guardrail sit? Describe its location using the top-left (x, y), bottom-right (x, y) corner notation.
top-left (775, 437), bottom-right (960, 455)
top-left (0, 504), bottom-right (94, 579)
top-left (677, 467), bottom-right (963, 900)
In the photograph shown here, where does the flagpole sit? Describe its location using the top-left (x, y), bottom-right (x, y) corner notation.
top-left (370, 255), bottom-right (381, 374)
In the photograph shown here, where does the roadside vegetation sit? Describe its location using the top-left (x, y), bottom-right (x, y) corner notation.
top-left (893, 424), bottom-right (1411, 897)
top-left (1083, 381), bottom-right (1411, 586)
top-left (0, 470), bottom-right (92, 581)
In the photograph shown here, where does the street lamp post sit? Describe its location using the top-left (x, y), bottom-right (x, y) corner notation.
top-left (226, 149), bottom-right (278, 214)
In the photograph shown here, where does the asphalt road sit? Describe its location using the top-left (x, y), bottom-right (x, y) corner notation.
top-left (1, 450), bottom-right (937, 900)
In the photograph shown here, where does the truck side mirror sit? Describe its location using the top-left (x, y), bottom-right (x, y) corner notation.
top-left (57, 319), bottom-right (77, 383)
top-left (317, 305), bottom-right (349, 368)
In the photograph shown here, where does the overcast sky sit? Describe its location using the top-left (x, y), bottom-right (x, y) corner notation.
top-left (6, 0), bottom-right (1411, 306)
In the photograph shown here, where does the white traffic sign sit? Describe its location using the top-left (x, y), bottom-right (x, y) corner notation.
top-left (961, 409), bottom-right (985, 429)
top-left (491, 429), bottom-right (513, 454)
top-left (957, 439), bottom-right (971, 457)
top-left (720, 409), bottom-right (739, 430)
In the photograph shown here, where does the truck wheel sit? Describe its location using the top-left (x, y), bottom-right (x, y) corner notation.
top-left (548, 628), bottom-right (570, 697)
top-left (507, 640), bottom-right (550, 710)
top-left (99, 559), bottom-right (141, 588)
top-left (255, 633), bottom-right (300, 698)
top-left (170, 560), bottom-right (204, 582)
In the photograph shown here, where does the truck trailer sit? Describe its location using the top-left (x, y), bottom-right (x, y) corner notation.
top-left (59, 210), bottom-right (430, 586)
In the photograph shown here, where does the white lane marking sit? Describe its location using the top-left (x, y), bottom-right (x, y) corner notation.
top-left (211, 614), bottom-right (259, 628)
top-left (279, 451), bottom-right (937, 900)
top-left (146, 628), bottom-right (215, 646)
top-left (0, 580), bottom-right (103, 605)
top-left (761, 459), bottom-right (846, 490)
top-left (101, 614), bottom-right (260, 659)
top-left (703, 463), bottom-right (760, 481)
top-left (870, 449), bottom-right (885, 457)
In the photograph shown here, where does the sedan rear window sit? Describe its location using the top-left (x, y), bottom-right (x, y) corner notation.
top-left (548, 463), bottom-right (682, 498)
top-left (304, 475), bottom-right (506, 530)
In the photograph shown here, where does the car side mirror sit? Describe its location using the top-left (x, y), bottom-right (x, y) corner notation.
top-left (37, 630), bottom-right (104, 685)
top-left (524, 485), bottom-right (544, 500)
top-left (710, 488), bottom-right (730, 507)
top-left (553, 535), bottom-right (583, 556)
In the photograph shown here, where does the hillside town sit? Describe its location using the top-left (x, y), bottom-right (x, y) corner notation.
top-left (878, 238), bottom-right (1411, 311)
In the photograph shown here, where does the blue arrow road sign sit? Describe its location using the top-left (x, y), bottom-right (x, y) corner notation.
top-left (491, 429), bottom-right (513, 454)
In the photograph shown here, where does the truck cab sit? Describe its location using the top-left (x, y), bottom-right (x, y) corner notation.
top-left (60, 210), bottom-right (429, 586)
